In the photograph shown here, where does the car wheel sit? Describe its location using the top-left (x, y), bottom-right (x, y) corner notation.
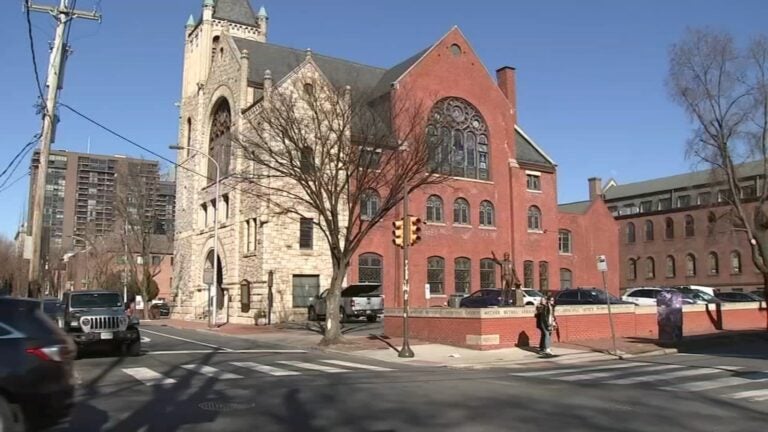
top-left (366, 315), bottom-right (378, 323)
top-left (0, 394), bottom-right (25, 432)
top-left (525, 302), bottom-right (534, 306)
top-left (339, 307), bottom-right (347, 323)
top-left (125, 339), bottom-right (141, 357)
top-left (308, 307), bottom-right (318, 322)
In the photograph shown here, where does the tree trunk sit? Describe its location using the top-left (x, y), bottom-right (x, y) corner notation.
top-left (320, 260), bottom-right (349, 345)
top-left (763, 272), bottom-right (768, 331)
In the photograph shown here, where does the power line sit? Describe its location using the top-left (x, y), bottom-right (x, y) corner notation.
top-left (0, 134), bottom-right (40, 182)
top-left (0, 171), bottom-right (31, 195)
top-left (0, 143), bottom-right (36, 189)
top-left (24, 1), bottom-right (47, 115)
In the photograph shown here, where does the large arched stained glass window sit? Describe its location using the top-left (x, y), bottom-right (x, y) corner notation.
top-left (209, 98), bottom-right (232, 178)
top-left (426, 98), bottom-right (489, 180)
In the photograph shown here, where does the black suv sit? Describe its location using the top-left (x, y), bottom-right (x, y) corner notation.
top-left (0, 297), bottom-right (75, 431)
top-left (555, 288), bottom-right (632, 305)
top-left (62, 290), bottom-right (141, 356)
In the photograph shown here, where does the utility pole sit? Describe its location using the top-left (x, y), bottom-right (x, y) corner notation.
top-left (398, 192), bottom-right (415, 358)
top-left (26, 0), bottom-right (100, 297)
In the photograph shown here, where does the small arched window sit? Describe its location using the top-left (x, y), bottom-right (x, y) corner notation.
top-left (665, 217), bottom-right (674, 239)
top-left (686, 254), bottom-right (697, 276)
top-left (684, 215), bottom-right (695, 237)
top-left (558, 230), bottom-right (572, 254)
top-left (480, 258), bottom-right (496, 288)
top-left (426, 195), bottom-right (444, 223)
top-left (479, 200), bottom-right (494, 226)
top-left (628, 258), bottom-right (637, 280)
top-left (427, 256), bottom-right (445, 294)
top-left (185, 117), bottom-right (192, 158)
top-left (454, 198), bottom-right (470, 225)
top-left (528, 206), bottom-right (542, 231)
top-left (360, 189), bottom-right (380, 220)
top-left (731, 250), bottom-right (742, 274)
top-left (645, 220), bottom-right (654, 241)
top-left (646, 257), bottom-right (655, 279)
top-left (708, 252), bottom-right (719, 275)
top-left (627, 222), bottom-right (636, 243)
top-left (358, 253), bottom-right (383, 284)
top-left (454, 257), bottom-right (471, 294)
top-left (559, 268), bottom-right (573, 289)
top-left (666, 255), bottom-right (676, 278)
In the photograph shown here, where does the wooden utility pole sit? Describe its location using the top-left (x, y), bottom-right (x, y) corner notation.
top-left (26, 0), bottom-right (100, 296)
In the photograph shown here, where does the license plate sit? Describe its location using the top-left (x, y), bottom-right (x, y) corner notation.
top-left (100, 332), bottom-right (114, 340)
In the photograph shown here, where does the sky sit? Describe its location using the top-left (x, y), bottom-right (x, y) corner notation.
top-left (1, 0), bottom-right (767, 239)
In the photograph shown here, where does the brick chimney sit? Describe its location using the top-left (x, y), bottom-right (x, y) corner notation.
top-left (495, 66), bottom-right (517, 109)
top-left (588, 177), bottom-right (603, 201)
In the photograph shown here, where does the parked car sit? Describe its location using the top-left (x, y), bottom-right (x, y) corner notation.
top-left (459, 288), bottom-right (544, 308)
top-left (0, 297), bottom-right (76, 431)
top-left (42, 297), bottom-right (64, 327)
top-left (750, 290), bottom-right (765, 300)
top-left (715, 291), bottom-right (763, 302)
top-left (671, 286), bottom-right (721, 304)
top-left (622, 288), bottom-right (698, 306)
top-left (308, 283), bottom-right (383, 322)
top-left (61, 290), bottom-right (141, 356)
top-left (555, 288), bottom-right (633, 305)
top-left (149, 300), bottom-right (171, 319)
top-left (522, 289), bottom-right (545, 306)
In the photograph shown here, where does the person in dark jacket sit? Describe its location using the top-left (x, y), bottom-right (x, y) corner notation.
top-left (535, 295), bottom-right (557, 356)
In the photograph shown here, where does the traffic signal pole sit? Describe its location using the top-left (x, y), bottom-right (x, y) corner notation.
top-left (398, 193), bottom-right (415, 358)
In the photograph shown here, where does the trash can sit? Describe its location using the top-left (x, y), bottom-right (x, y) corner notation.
top-left (449, 294), bottom-right (466, 308)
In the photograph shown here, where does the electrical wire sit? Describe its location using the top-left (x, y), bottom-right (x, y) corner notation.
top-left (24, 1), bottom-right (47, 116)
top-left (0, 142), bottom-right (36, 190)
top-left (0, 171), bottom-right (31, 195)
top-left (0, 134), bottom-right (40, 182)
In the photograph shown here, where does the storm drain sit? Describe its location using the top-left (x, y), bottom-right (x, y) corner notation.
top-left (198, 401), bottom-right (256, 412)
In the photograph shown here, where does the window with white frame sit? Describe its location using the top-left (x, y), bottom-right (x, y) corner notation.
top-left (526, 173), bottom-right (541, 191)
top-left (558, 230), bottom-right (572, 254)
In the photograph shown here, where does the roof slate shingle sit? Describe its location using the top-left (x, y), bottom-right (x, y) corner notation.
top-left (213, 0), bottom-right (258, 26)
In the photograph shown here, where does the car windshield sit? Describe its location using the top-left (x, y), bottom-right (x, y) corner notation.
top-left (43, 300), bottom-right (60, 313)
top-left (71, 293), bottom-right (123, 309)
top-left (524, 289), bottom-right (544, 297)
top-left (587, 290), bottom-right (622, 302)
top-left (691, 290), bottom-right (717, 302)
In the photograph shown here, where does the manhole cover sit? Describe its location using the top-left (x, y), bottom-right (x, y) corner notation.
top-left (198, 401), bottom-right (256, 412)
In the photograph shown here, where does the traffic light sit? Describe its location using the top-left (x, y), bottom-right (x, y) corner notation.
top-left (408, 216), bottom-right (422, 246)
top-left (392, 218), bottom-right (404, 248)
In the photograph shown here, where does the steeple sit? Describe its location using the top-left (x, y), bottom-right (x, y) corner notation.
top-left (257, 6), bottom-right (267, 18)
top-left (186, 14), bottom-right (196, 28)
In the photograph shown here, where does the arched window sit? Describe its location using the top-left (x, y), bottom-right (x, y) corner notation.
top-left (209, 98), bottom-right (232, 178)
top-left (626, 222), bottom-right (636, 243)
top-left (480, 258), bottom-right (496, 288)
top-left (358, 253), bottom-right (382, 284)
top-left (528, 206), bottom-right (542, 231)
top-left (645, 220), bottom-right (654, 241)
top-left (539, 261), bottom-right (549, 290)
top-left (426, 195), bottom-right (444, 223)
top-left (684, 215), bottom-right (695, 237)
top-left (730, 250), bottom-right (742, 274)
top-left (360, 189), bottom-right (380, 220)
top-left (666, 255), bottom-right (676, 278)
top-left (708, 252), bottom-right (719, 275)
top-left (646, 257), bottom-right (655, 279)
top-left (559, 268), bottom-right (573, 289)
top-left (454, 198), bottom-right (470, 225)
top-left (686, 254), bottom-right (697, 276)
top-left (558, 230), bottom-right (572, 254)
top-left (185, 117), bottom-right (192, 158)
top-left (523, 260), bottom-right (534, 288)
top-left (427, 256), bottom-right (445, 294)
top-left (479, 200), bottom-right (494, 226)
top-left (455, 257), bottom-right (471, 294)
top-left (426, 97), bottom-right (489, 180)
top-left (707, 211), bottom-right (717, 236)
top-left (665, 217), bottom-right (674, 239)
top-left (628, 258), bottom-right (637, 280)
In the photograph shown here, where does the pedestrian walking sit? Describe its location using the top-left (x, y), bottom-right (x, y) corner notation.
top-left (535, 295), bottom-right (557, 356)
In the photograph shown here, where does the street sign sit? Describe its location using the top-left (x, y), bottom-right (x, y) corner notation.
top-left (203, 268), bottom-right (214, 285)
top-left (597, 255), bottom-right (608, 272)
top-left (424, 284), bottom-right (431, 300)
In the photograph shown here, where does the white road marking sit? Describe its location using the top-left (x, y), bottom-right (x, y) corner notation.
top-left (140, 336), bottom-right (151, 343)
top-left (320, 360), bottom-right (394, 371)
top-left (510, 362), bottom-right (645, 377)
top-left (557, 364), bottom-right (683, 381)
top-left (147, 349), bottom-right (307, 355)
top-left (142, 329), bottom-right (233, 351)
top-left (181, 364), bottom-right (243, 379)
top-left (663, 374), bottom-right (768, 392)
top-left (123, 367), bottom-right (176, 386)
top-left (277, 360), bottom-right (349, 373)
top-left (606, 367), bottom-right (741, 384)
top-left (230, 361), bottom-right (301, 376)
top-left (726, 388), bottom-right (768, 400)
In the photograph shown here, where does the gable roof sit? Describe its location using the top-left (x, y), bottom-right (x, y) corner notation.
top-left (603, 159), bottom-right (765, 200)
top-left (515, 126), bottom-right (556, 169)
top-left (558, 200), bottom-right (592, 214)
top-left (213, 0), bottom-right (258, 26)
top-left (370, 48), bottom-right (430, 99)
top-left (232, 38), bottom-right (386, 91)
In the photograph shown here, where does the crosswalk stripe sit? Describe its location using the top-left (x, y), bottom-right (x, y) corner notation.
top-left (510, 362), bottom-right (645, 377)
top-left (725, 389), bottom-right (768, 400)
top-left (606, 367), bottom-right (740, 384)
top-left (230, 361), bottom-right (301, 376)
top-left (320, 360), bottom-right (394, 371)
top-left (557, 364), bottom-right (683, 382)
top-left (122, 367), bottom-right (176, 386)
top-left (277, 360), bottom-right (349, 373)
top-left (181, 364), bottom-right (243, 379)
top-left (663, 373), bottom-right (768, 392)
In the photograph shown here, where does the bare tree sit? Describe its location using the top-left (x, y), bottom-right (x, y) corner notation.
top-left (0, 235), bottom-right (21, 295)
top-left (237, 76), bottom-right (446, 345)
top-left (668, 28), bottom-right (768, 307)
top-left (115, 162), bottom-right (172, 318)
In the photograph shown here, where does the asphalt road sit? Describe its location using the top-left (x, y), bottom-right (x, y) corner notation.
top-left (48, 327), bottom-right (768, 432)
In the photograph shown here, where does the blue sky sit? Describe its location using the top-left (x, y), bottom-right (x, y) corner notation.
top-left (1, 0), bottom-right (766, 238)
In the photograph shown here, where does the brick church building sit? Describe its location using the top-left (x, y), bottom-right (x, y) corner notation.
top-left (171, 0), bottom-right (618, 324)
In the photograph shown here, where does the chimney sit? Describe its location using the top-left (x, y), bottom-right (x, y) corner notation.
top-left (588, 177), bottom-right (603, 201)
top-left (495, 66), bottom-right (517, 108)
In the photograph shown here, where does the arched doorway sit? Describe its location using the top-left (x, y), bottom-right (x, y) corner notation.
top-left (204, 249), bottom-right (224, 311)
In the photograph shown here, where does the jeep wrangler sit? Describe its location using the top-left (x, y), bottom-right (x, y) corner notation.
top-left (61, 290), bottom-right (141, 357)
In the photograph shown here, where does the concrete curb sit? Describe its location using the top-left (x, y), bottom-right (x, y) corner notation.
top-left (620, 348), bottom-right (679, 358)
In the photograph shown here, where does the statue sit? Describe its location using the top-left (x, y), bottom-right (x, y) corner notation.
top-left (491, 251), bottom-right (522, 306)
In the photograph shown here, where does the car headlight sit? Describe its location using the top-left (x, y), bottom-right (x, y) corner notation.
top-left (70, 320), bottom-right (80, 328)
top-left (81, 317), bottom-right (92, 327)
